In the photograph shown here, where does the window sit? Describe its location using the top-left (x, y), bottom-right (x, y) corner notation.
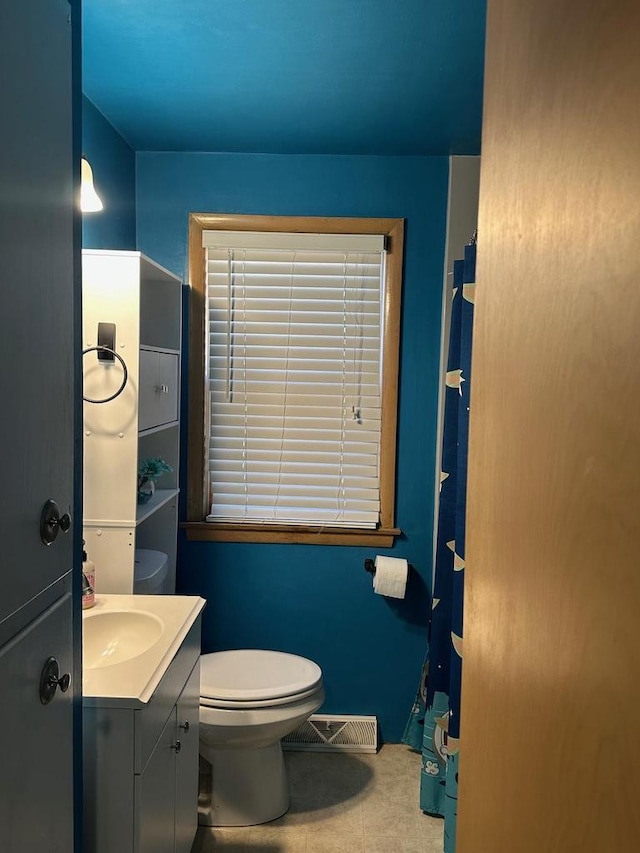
top-left (185, 214), bottom-right (404, 546)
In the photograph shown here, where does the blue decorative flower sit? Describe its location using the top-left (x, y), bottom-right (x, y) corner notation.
top-left (138, 457), bottom-right (172, 487)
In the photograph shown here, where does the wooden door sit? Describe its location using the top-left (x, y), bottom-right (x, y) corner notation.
top-left (0, 0), bottom-right (76, 850)
top-left (458, 1), bottom-right (640, 850)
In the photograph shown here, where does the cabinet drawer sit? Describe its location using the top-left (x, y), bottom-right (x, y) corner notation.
top-left (134, 618), bottom-right (201, 774)
top-left (138, 349), bottom-right (179, 432)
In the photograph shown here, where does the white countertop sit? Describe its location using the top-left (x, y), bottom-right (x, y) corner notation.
top-left (82, 593), bottom-right (205, 706)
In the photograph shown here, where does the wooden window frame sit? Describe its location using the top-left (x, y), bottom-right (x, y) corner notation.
top-left (183, 213), bottom-right (404, 546)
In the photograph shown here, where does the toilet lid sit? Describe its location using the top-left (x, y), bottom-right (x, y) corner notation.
top-left (200, 649), bottom-right (322, 703)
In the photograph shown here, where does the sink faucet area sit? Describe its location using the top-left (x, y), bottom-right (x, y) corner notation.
top-left (82, 594), bottom-right (205, 705)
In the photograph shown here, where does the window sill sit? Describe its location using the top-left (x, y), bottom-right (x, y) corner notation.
top-left (181, 522), bottom-right (401, 547)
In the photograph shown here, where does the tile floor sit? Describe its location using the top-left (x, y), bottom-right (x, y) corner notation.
top-left (191, 744), bottom-right (443, 853)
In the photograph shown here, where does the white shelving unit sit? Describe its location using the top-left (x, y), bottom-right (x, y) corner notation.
top-left (82, 250), bottom-right (182, 594)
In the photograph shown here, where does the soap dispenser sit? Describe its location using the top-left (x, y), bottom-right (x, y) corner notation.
top-left (82, 541), bottom-right (96, 610)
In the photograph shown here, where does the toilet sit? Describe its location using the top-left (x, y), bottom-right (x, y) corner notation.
top-left (133, 548), bottom-right (168, 595)
top-left (198, 649), bottom-right (324, 827)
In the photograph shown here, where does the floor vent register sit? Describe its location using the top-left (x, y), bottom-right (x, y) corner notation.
top-left (282, 714), bottom-right (378, 753)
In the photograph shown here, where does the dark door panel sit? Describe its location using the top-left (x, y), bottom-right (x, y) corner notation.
top-left (0, 592), bottom-right (74, 851)
top-left (0, 0), bottom-right (74, 624)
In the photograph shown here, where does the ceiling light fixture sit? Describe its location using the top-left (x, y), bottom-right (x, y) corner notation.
top-left (81, 157), bottom-right (104, 213)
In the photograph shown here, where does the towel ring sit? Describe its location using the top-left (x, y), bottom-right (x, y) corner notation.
top-left (82, 345), bottom-right (129, 404)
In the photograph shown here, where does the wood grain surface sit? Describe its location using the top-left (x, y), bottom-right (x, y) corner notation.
top-left (459, 1), bottom-right (640, 850)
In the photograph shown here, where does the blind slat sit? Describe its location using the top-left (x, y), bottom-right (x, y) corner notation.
top-left (212, 483), bottom-right (379, 500)
top-left (208, 278), bottom-right (382, 295)
top-left (210, 392), bottom-right (381, 408)
top-left (210, 427), bottom-right (381, 441)
top-left (210, 345), bottom-right (379, 360)
top-left (207, 507), bottom-right (378, 530)
top-left (210, 325), bottom-right (380, 341)
top-left (210, 312), bottom-right (379, 327)
top-left (209, 506), bottom-right (381, 519)
top-left (211, 409), bottom-right (381, 425)
top-left (209, 439), bottom-right (380, 455)
top-left (208, 470), bottom-right (377, 488)
top-left (203, 232), bottom-right (385, 252)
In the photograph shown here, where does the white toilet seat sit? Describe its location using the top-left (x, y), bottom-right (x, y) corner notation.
top-left (200, 649), bottom-right (322, 707)
top-left (200, 687), bottom-right (325, 730)
top-left (200, 682), bottom-right (322, 710)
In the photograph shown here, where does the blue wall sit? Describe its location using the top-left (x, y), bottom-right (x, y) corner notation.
top-left (81, 96), bottom-right (136, 249)
top-left (136, 152), bottom-right (448, 740)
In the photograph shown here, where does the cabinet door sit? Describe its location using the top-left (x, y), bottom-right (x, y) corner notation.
top-left (0, 594), bottom-right (73, 852)
top-left (136, 711), bottom-right (177, 853)
top-left (157, 352), bottom-right (179, 428)
top-left (139, 350), bottom-right (179, 432)
top-left (138, 349), bottom-right (160, 432)
top-left (174, 662), bottom-right (201, 853)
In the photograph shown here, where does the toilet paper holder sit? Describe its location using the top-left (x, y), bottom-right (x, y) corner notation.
top-left (364, 558), bottom-right (412, 576)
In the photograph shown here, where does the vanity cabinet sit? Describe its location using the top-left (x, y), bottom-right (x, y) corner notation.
top-left (83, 617), bottom-right (201, 853)
top-left (82, 250), bottom-right (182, 594)
top-left (137, 662), bottom-right (200, 853)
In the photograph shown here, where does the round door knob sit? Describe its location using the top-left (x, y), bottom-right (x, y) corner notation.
top-left (39, 657), bottom-right (71, 705)
top-left (49, 672), bottom-right (71, 692)
top-left (39, 499), bottom-right (72, 546)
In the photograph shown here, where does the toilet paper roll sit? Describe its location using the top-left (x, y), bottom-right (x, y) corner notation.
top-left (373, 555), bottom-right (409, 599)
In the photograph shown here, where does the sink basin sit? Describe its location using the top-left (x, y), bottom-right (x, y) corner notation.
top-left (83, 609), bottom-right (164, 669)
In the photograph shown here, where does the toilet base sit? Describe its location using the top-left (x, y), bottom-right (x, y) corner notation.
top-left (198, 742), bottom-right (289, 827)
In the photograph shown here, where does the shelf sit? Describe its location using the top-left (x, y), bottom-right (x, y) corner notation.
top-left (140, 344), bottom-right (180, 356)
top-left (139, 420), bottom-right (179, 438)
top-left (136, 489), bottom-right (180, 526)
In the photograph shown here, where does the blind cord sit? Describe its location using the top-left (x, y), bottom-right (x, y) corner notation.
top-left (273, 251), bottom-right (296, 518)
top-left (240, 249), bottom-right (250, 519)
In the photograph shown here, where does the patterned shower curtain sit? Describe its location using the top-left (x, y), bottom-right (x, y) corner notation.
top-left (403, 241), bottom-right (476, 853)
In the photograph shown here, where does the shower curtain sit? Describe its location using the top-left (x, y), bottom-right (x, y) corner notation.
top-left (403, 241), bottom-right (476, 853)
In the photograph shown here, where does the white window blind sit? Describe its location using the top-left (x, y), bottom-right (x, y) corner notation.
top-left (204, 230), bottom-right (386, 528)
